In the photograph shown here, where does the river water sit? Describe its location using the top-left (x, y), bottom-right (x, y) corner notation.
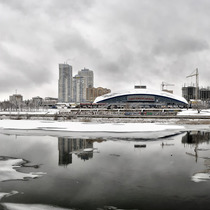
top-left (0, 130), bottom-right (210, 210)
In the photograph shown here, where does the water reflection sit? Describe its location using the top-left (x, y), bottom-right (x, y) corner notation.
top-left (182, 131), bottom-right (210, 145)
top-left (181, 131), bottom-right (210, 182)
top-left (182, 131), bottom-right (210, 161)
top-left (1, 131), bottom-right (210, 209)
top-left (58, 138), bottom-right (102, 166)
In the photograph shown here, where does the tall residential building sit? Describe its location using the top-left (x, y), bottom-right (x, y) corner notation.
top-left (73, 75), bottom-right (85, 103)
top-left (78, 68), bottom-right (94, 88)
top-left (58, 64), bottom-right (72, 102)
top-left (78, 68), bottom-right (94, 101)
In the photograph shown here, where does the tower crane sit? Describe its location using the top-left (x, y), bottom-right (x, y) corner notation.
top-left (186, 68), bottom-right (199, 100)
top-left (161, 82), bottom-right (174, 93)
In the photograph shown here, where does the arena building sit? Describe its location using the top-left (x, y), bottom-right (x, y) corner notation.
top-left (94, 88), bottom-right (188, 108)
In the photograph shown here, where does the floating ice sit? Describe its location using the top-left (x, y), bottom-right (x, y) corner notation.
top-left (0, 158), bottom-right (48, 209)
top-left (0, 120), bottom-right (185, 133)
top-left (0, 192), bottom-right (11, 200)
top-left (0, 157), bottom-right (45, 182)
top-left (2, 203), bottom-right (73, 210)
top-left (191, 172), bottom-right (210, 182)
top-left (83, 148), bottom-right (94, 152)
top-left (0, 191), bottom-right (18, 201)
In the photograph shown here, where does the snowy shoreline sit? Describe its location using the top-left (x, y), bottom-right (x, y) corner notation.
top-left (0, 109), bottom-right (210, 138)
top-left (1, 108), bottom-right (210, 121)
top-left (0, 118), bottom-right (209, 139)
top-left (0, 119), bottom-right (185, 132)
top-left (0, 119), bottom-right (189, 139)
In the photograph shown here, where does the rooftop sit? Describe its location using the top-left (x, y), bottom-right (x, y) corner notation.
top-left (94, 88), bottom-right (188, 104)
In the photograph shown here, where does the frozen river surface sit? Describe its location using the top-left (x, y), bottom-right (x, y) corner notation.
top-left (0, 122), bottom-right (210, 209)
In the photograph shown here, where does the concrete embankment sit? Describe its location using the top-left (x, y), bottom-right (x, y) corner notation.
top-left (1, 110), bottom-right (210, 125)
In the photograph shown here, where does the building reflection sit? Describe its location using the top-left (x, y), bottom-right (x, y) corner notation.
top-left (182, 131), bottom-right (210, 145)
top-left (182, 131), bottom-right (210, 182)
top-left (182, 131), bottom-right (210, 163)
top-left (58, 138), bottom-right (102, 166)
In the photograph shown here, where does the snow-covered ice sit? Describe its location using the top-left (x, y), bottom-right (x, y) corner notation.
top-left (0, 191), bottom-right (18, 200)
top-left (191, 172), bottom-right (210, 182)
top-left (0, 157), bottom-right (45, 182)
top-left (0, 119), bottom-right (185, 132)
top-left (0, 157), bottom-right (47, 209)
top-left (2, 203), bottom-right (73, 210)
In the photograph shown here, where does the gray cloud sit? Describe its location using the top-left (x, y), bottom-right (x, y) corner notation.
top-left (153, 37), bottom-right (209, 56)
top-left (1, 0), bottom-right (210, 99)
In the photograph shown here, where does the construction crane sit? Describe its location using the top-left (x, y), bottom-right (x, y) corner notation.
top-left (186, 68), bottom-right (199, 100)
top-left (161, 82), bottom-right (174, 93)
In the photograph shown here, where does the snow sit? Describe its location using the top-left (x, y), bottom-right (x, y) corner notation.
top-left (0, 109), bottom-right (59, 115)
top-left (0, 191), bottom-right (18, 200)
top-left (191, 172), bottom-right (210, 182)
top-left (83, 148), bottom-right (94, 152)
top-left (0, 119), bottom-right (185, 133)
top-left (0, 158), bottom-right (47, 209)
top-left (2, 203), bottom-right (73, 210)
top-left (0, 158), bottom-right (44, 182)
top-left (178, 109), bottom-right (210, 116)
top-left (0, 192), bottom-right (10, 200)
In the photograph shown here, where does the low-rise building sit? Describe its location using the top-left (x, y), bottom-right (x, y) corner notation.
top-left (86, 87), bottom-right (111, 102)
top-left (32, 96), bottom-right (43, 107)
top-left (9, 94), bottom-right (23, 105)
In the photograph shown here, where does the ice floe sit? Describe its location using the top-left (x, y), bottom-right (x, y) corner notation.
top-left (0, 191), bottom-right (18, 200)
top-left (191, 172), bottom-right (210, 182)
top-left (0, 157), bottom-right (45, 182)
top-left (2, 203), bottom-right (73, 210)
top-left (0, 119), bottom-right (185, 133)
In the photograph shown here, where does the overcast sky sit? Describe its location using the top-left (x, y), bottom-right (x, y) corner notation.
top-left (1, 0), bottom-right (210, 100)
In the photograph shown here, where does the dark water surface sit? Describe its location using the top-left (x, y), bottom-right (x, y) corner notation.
top-left (0, 131), bottom-right (210, 210)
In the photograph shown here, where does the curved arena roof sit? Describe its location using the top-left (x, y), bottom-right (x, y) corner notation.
top-left (94, 88), bottom-right (188, 105)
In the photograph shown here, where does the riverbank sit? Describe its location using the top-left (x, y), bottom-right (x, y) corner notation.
top-left (1, 108), bottom-right (210, 124)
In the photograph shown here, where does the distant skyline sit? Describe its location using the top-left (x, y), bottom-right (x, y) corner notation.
top-left (1, 0), bottom-right (210, 100)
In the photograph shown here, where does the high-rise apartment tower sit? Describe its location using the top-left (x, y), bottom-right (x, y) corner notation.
top-left (78, 68), bottom-right (94, 101)
top-left (58, 63), bottom-right (72, 102)
top-left (72, 74), bottom-right (85, 103)
top-left (78, 68), bottom-right (94, 89)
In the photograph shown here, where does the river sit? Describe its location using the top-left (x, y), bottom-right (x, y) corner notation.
top-left (0, 129), bottom-right (210, 210)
